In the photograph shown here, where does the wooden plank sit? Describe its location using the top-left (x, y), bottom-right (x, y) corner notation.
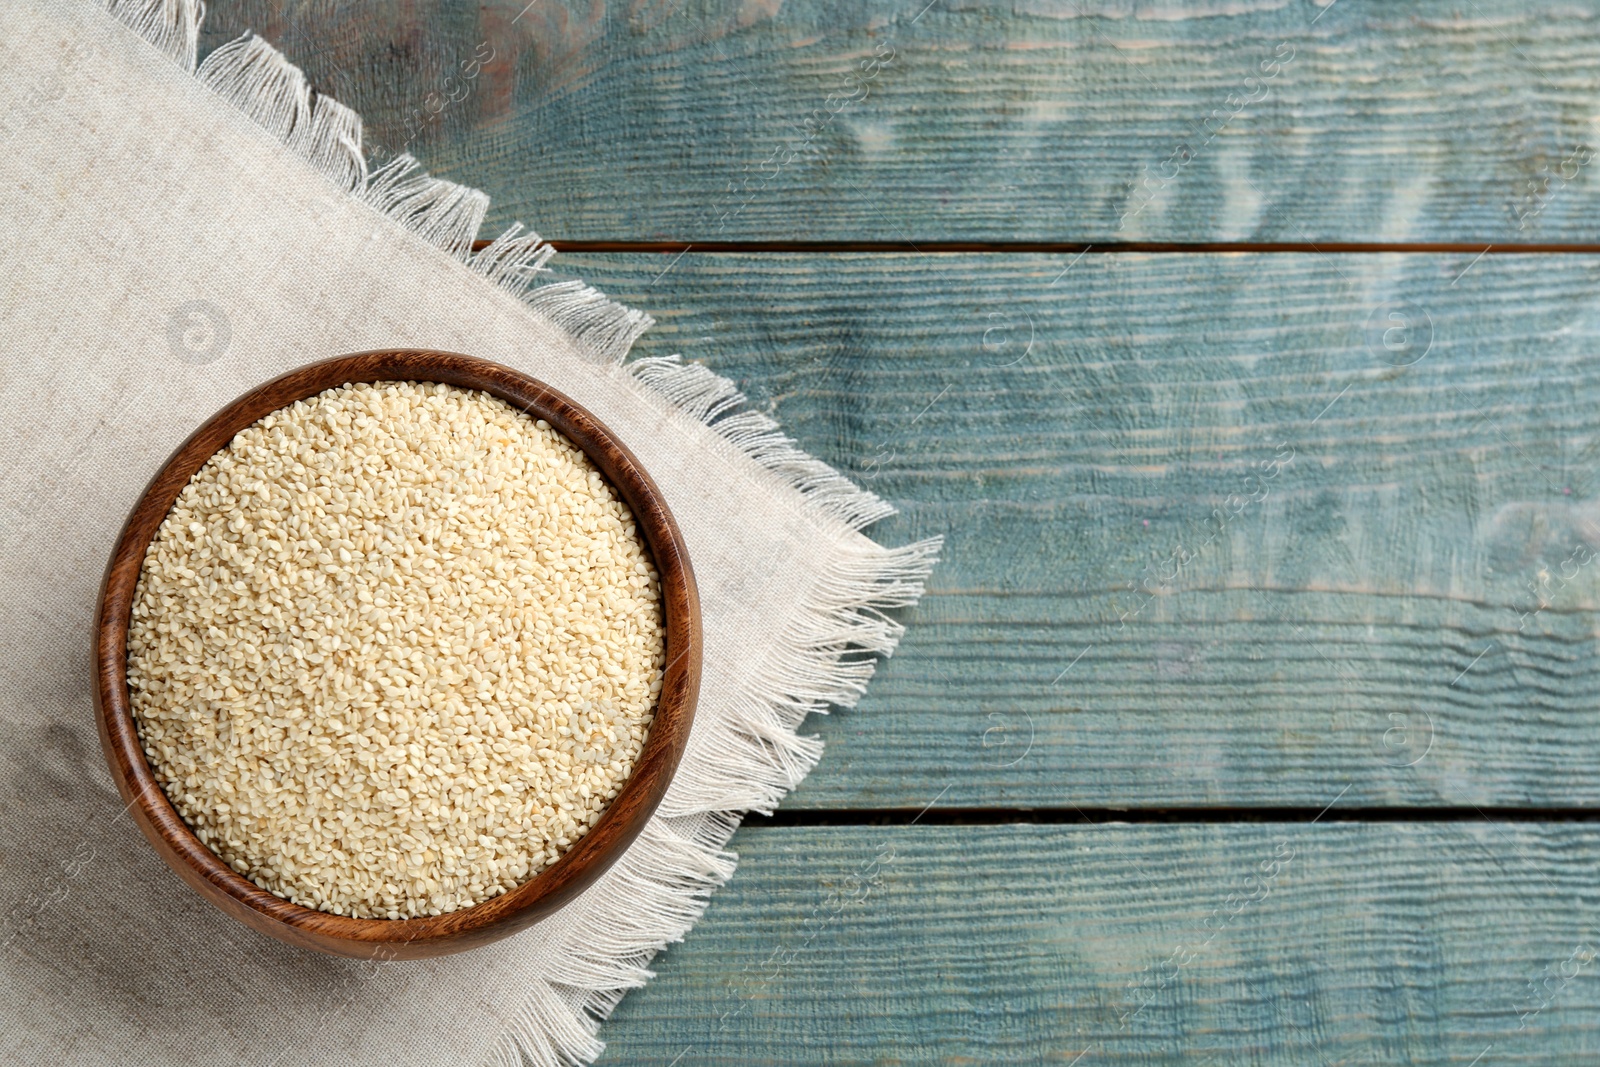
top-left (209, 1), bottom-right (1600, 243)
top-left (598, 822), bottom-right (1600, 1065)
top-left (554, 250), bottom-right (1600, 810)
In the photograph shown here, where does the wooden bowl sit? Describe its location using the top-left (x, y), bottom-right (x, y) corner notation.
top-left (93, 350), bottom-right (700, 959)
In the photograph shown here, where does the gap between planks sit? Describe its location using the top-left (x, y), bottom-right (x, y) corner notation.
top-left (757, 807), bottom-right (1600, 826)
top-left (526, 240), bottom-right (1600, 254)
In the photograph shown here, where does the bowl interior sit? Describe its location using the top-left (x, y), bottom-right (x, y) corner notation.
top-left (94, 350), bottom-right (700, 959)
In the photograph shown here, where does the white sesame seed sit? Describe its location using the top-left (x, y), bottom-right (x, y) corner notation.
top-left (127, 381), bottom-right (664, 920)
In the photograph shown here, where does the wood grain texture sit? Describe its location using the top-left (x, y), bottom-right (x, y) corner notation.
top-left (553, 250), bottom-right (1600, 810)
top-left (596, 822), bottom-right (1600, 1065)
top-left (204, 0), bottom-right (1600, 244)
top-left (95, 351), bottom-right (701, 958)
top-left (143, 4), bottom-right (1600, 1061)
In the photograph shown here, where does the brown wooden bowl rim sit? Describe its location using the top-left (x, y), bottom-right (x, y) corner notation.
top-left (93, 350), bottom-right (700, 957)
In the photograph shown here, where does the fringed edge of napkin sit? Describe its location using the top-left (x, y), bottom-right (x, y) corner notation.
top-left (99, 2), bottom-right (942, 1063)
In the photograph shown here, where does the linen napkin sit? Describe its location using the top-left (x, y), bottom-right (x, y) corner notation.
top-left (0, 2), bottom-right (937, 1063)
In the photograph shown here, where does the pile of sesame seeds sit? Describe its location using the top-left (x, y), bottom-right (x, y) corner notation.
top-left (126, 380), bottom-right (665, 919)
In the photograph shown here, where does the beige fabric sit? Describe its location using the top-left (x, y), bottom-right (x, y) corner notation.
top-left (0, 3), bottom-right (934, 1064)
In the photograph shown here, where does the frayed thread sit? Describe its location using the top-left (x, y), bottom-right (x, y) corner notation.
top-left (117, 6), bottom-right (651, 364)
top-left (196, 33), bottom-right (309, 142)
top-left (102, 0), bottom-right (202, 71)
top-left (664, 537), bottom-right (941, 816)
top-left (181, 28), bottom-right (489, 263)
top-left (630, 355), bottom-right (897, 531)
top-left (524, 280), bottom-right (656, 367)
top-left (191, 31), bottom-right (370, 194)
top-left (470, 228), bottom-right (657, 367)
top-left (484, 815), bottom-right (741, 1067)
top-left (470, 222), bottom-right (557, 295)
top-left (360, 154), bottom-right (489, 261)
top-left (495, 981), bottom-right (605, 1067)
top-left (288, 95), bottom-right (366, 193)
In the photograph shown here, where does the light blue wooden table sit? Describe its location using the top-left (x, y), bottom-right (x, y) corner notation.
top-left (216, 1), bottom-right (1600, 1061)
